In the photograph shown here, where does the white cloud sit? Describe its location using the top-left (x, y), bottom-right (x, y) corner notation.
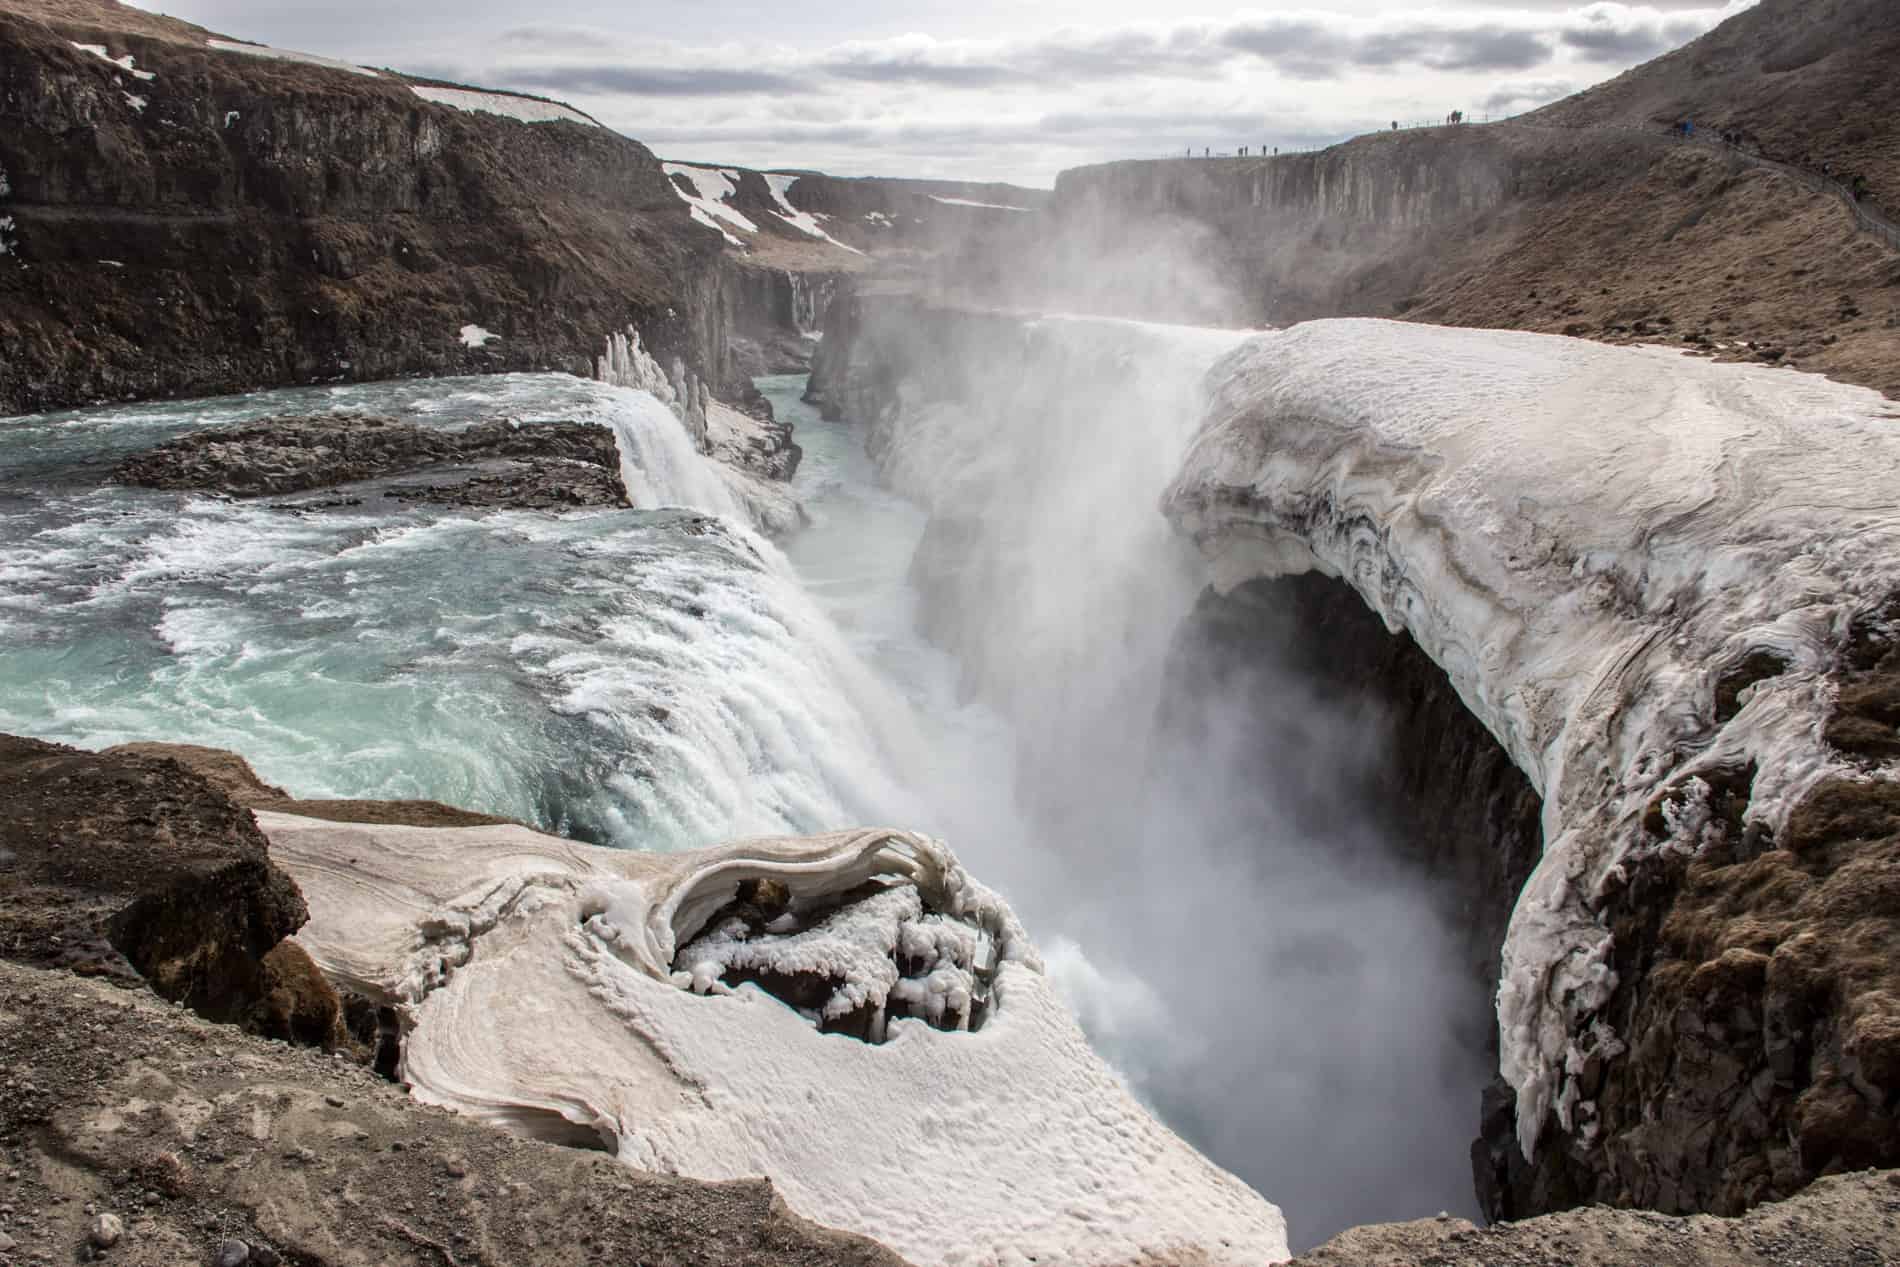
top-left (134, 2), bottom-right (1755, 184)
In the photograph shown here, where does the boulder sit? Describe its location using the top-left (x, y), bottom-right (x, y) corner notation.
top-left (0, 735), bottom-right (308, 1026)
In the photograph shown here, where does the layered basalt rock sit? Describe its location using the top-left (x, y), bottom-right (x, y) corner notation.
top-left (0, 0), bottom-right (746, 413)
top-left (114, 414), bottom-right (628, 506)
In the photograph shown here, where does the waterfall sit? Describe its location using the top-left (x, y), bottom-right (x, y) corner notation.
top-left (867, 314), bottom-right (1253, 803)
top-left (595, 384), bottom-right (741, 516)
top-left (857, 308), bottom-right (1492, 1243)
top-left (786, 271), bottom-right (836, 338)
top-left (0, 372), bottom-right (926, 856)
top-left (595, 326), bottom-right (707, 449)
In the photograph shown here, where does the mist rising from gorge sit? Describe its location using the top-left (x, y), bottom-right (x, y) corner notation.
top-left (821, 305), bottom-right (1492, 1246)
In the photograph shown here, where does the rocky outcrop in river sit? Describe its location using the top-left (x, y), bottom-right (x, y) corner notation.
top-left (114, 415), bottom-right (628, 508)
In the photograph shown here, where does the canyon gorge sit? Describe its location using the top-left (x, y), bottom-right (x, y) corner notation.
top-left (3, 0), bottom-right (1900, 1263)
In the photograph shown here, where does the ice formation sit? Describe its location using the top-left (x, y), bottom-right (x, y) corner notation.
top-left (1164, 318), bottom-right (1900, 1158)
top-left (206, 38), bottom-right (379, 77)
top-left (409, 86), bottom-right (596, 126)
top-left (263, 812), bottom-right (1289, 1265)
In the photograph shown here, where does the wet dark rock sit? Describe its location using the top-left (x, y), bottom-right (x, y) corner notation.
top-left (1481, 740), bottom-right (1900, 1221)
top-left (383, 457), bottom-right (627, 510)
top-left (114, 415), bottom-right (627, 508)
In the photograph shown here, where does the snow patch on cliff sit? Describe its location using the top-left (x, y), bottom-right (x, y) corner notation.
top-left (411, 86), bottom-right (596, 127)
top-left (71, 42), bottom-right (156, 79)
top-left (661, 165), bottom-right (757, 249)
top-left (207, 38), bottom-right (379, 77)
top-left (762, 174), bottom-right (864, 255)
top-left (264, 812), bottom-right (1289, 1265)
top-left (929, 195), bottom-right (1033, 212)
top-left (1165, 318), bottom-right (1900, 1160)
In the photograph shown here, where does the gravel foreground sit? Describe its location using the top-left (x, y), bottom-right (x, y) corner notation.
top-left (0, 958), bottom-right (904, 1267)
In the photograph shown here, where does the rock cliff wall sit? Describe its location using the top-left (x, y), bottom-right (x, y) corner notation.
top-left (1011, 45), bottom-right (1900, 397)
top-left (813, 295), bottom-right (1900, 1231)
top-left (0, 0), bottom-right (772, 413)
top-left (1166, 319), bottom-right (1900, 1225)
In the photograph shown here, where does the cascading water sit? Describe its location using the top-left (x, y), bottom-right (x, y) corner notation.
top-left (786, 271), bottom-right (836, 339)
top-left (0, 374), bottom-right (926, 851)
top-left (820, 308), bottom-right (1492, 1245)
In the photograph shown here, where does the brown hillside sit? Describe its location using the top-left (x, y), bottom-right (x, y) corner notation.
top-left (1025, 0), bottom-right (1900, 399)
top-left (1531, 0), bottom-right (1900, 220)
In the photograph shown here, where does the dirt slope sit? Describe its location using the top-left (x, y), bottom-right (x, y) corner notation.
top-left (0, 958), bottom-right (910, 1267)
top-left (1531, 0), bottom-right (1899, 219)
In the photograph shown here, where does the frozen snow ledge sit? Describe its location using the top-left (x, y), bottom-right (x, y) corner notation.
top-left (261, 812), bottom-right (1289, 1265)
top-left (1164, 318), bottom-right (1900, 1164)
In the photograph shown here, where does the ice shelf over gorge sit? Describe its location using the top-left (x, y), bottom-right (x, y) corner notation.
top-left (1164, 318), bottom-right (1900, 1159)
top-left (263, 812), bottom-right (1290, 1266)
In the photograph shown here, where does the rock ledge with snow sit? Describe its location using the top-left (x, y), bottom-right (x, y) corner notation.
top-left (1167, 317), bottom-right (1900, 1216)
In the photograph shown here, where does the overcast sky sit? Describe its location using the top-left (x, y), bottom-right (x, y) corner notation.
top-left (128, 0), bottom-right (1754, 186)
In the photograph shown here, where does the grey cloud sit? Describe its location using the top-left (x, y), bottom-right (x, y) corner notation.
top-left (1222, 19), bottom-right (1553, 78)
top-left (502, 65), bottom-right (815, 96)
top-left (1560, 22), bottom-right (1673, 58)
top-left (818, 55), bottom-right (1020, 87)
top-left (1560, 10), bottom-right (1725, 61)
top-left (1478, 80), bottom-right (1577, 112)
top-left (816, 12), bottom-right (1573, 92)
top-left (430, 7), bottom-right (1726, 109)
top-left (1415, 29), bottom-right (1553, 72)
